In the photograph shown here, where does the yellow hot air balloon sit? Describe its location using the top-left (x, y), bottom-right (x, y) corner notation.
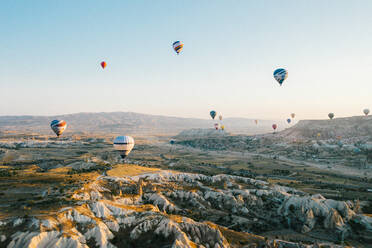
top-left (221, 125), bottom-right (225, 130)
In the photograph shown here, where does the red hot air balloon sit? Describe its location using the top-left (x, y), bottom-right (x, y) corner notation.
top-left (272, 124), bottom-right (277, 131)
top-left (101, 61), bottom-right (107, 69)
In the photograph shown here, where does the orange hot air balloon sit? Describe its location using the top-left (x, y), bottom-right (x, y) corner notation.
top-left (101, 61), bottom-right (107, 69)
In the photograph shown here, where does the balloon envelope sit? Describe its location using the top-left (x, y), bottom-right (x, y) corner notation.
top-left (254, 120), bottom-right (258, 125)
top-left (221, 125), bottom-right (225, 130)
top-left (272, 124), bottom-right (277, 130)
top-left (172, 41), bottom-right (183, 54)
top-left (219, 115), bottom-right (223, 121)
top-left (328, 113), bottom-right (334, 120)
top-left (113, 136), bottom-right (135, 159)
top-left (273, 68), bottom-right (288, 86)
top-left (214, 123), bottom-right (219, 130)
top-left (287, 119), bottom-right (291, 124)
top-left (291, 113), bottom-right (295, 118)
top-left (363, 109), bottom-right (370, 116)
top-left (101, 61), bottom-right (107, 69)
top-left (50, 120), bottom-right (67, 137)
top-left (170, 140), bottom-right (175, 145)
top-left (210, 111), bottom-right (217, 119)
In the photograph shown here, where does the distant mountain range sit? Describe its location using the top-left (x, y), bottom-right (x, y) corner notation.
top-left (3, 112), bottom-right (370, 138)
top-left (0, 112), bottom-right (282, 135)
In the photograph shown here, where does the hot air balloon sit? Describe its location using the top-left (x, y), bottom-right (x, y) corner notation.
top-left (172, 41), bottom-right (184, 54)
top-left (287, 119), bottom-right (291, 124)
top-left (254, 120), bottom-right (258, 125)
top-left (214, 123), bottom-right (219, 130)
top-left (219, 115), bottom-right (223, 121)
top-left (291, 113), bottom-right (295, 119)
top-left (210, 111), bottom-right (217, 120)
top-left (363, 109), bottom-right (370, 116)
top-left (221, 125), bottom-right (225, 131)
top-left (170, 140), bottom-right (175, 145)
top-left (113, 136), bottom-right (135, 159)
top-left (101, 61), bottom-right (107, 69)
top-left (328, 113), bottom-right (334, 120)
top-left (50, 120), bottom-right (67, 137)
top-left (317, 133), bottom-right (321, 137)
top-left (273, 68), bottom-right (288, 86)
top-left (272, 124), bottom-right (277, 131)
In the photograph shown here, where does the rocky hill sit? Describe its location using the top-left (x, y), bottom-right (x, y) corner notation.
top-left (280, 116), bottom-right (372, 141)
top-left (0, 167), bottom-right (371, 247)
top-left (0, 112), bottom-right (281, 136)
top-left (175, 116), bottom-right (372, 174)
top-left (175, 128), bottom-right (231, 139)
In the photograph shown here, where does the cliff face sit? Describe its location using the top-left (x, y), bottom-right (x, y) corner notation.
top-left (1, 169), bottom-right (371, 247)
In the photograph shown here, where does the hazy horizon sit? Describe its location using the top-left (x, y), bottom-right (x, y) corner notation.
top-left (0, 110), bottom-right (370, 122)
top-left (1, 1), bottom-right (371, 120)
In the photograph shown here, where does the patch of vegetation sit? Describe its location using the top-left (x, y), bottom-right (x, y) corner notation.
top-left (67, 165), bottom-right (108, 175)
top-left (0, 169), bottom-right (17, 177)
top-left (362, 201), bottom-right (372, 214)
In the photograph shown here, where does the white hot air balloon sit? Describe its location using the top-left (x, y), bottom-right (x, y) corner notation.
top-left (113, 136), bottom-right (135, 159)
top-left (363, 108), bottom-right (370, 116)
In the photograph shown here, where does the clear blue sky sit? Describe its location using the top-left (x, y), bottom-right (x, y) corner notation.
top-left (1, 1), bottom-right (371, 120)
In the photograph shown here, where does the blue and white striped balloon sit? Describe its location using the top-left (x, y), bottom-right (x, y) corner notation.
top-left (273, 68), bottom-right (288, 86)
top-left (210, 110), bottom-right (216, 120)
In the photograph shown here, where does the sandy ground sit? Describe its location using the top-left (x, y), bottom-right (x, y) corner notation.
top-left (107, 164), bottom-right (161, 177)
